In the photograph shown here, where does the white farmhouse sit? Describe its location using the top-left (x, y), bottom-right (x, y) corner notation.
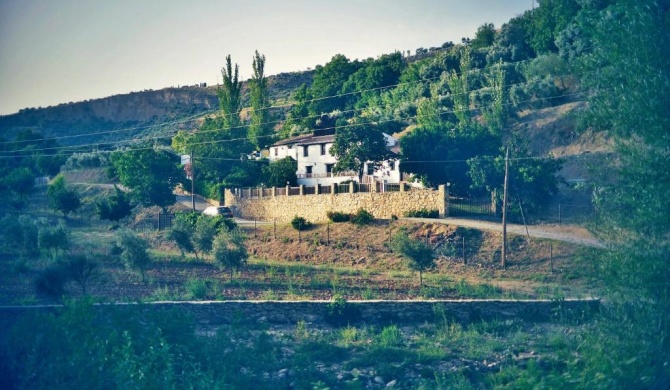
top-left (267, 129), bottom-right (403, 186)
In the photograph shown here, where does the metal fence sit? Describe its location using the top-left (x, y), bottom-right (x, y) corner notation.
top-left (449, 197), bottom-right (497, 219)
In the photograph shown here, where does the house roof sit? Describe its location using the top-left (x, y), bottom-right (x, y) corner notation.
top-left (272, 129), bottom-right (336, 147)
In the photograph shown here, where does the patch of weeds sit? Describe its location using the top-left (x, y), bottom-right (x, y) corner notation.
top-left (261, 289), bottom-right (279, 300)
top-left (455, 278), bottom-right (503, 298)
top-left (184, 277), bottom-right (212, 300)
top-left (361, 286), bottom-right (376, 300)
top-left (151, 285), bottom-right (180, 301)
top-left (294, 320), bottom-right (309, 342)
top-left (325, 296), bottom-right (361, 327)
top-left (377, 325), bottom-right (402, 347)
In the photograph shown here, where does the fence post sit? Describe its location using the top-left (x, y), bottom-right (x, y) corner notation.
top-left (327, 222), bottom-right (330, 245)
top-left (558, 204), bottom-right (562, 224)
top-left (254, 220), bottom-right (257, 238)
top-left (298, 221), bottom-right (302, 242)
top-left (300, 185), bottom-right (305, 196)
top-left (286, 185), bottom-right (290, 196)
top-left (388, 221), bottom-right (392, 244)
top-left (550, 243), bottom-right (554, 273)
top-left (462, 236), bottom-right (466, 265)
top-left (349, 182), bottom-right (354, 194)
top-left (274, 220), bottom-right (277, 240)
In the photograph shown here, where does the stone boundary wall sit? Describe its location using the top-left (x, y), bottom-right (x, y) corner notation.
top-left (0, 299), bottom-right (599, 331)
top-left (224, 185), bottom-right (448, 222)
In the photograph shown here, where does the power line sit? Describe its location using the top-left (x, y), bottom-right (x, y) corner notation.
top-left (0, 89), bottom-right (593, 158)
top-left (0, 76), bottom-right (593, 156)
top-left (0, 56), bottom-right (579, 147)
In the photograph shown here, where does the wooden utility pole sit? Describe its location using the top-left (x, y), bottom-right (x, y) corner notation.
top-left (190, 149), bottom-right (196, 212)
top-left (501, 148), bottom-right (509, 268)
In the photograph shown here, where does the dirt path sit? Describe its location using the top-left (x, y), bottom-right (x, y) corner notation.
top-left (404, 217), bottom-right (604, 248)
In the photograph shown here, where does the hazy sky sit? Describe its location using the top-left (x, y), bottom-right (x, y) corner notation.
top-left (0, 0), bottom-right (532, 116)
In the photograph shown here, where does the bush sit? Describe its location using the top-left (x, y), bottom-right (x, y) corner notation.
top-left (325, 296), bottom-right (361, 327)
top-left (38, 222), bottom-right (69, 259)
top-left (350, 208), bottom-right (374, 226)
top-left (291, 216), bottom-right (312, 230)
top-left (35, 265), bottom-right (68, 299)
top-left (326, 211), bottom-right (351, 223)
top-left (213, 230), bottom-right (248, 278)
top-left (404, 208), bottom-right (440, 218)
top-left (117, 230), bottom-right (151, 282)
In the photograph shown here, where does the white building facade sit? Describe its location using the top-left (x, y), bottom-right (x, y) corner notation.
top-left (268, 129), bottom-right (403, 186)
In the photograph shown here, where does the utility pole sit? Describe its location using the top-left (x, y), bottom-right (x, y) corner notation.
top-left (501, 147), bottom-right (509, 268)
top-left (190, 149), bottom-right (195, 212)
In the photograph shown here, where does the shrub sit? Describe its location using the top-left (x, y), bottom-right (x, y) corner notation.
top-left (404, 208), bottom-right (439, 218)
top-left (350, 208), bottom-right (374, 226)
top-left (325, 296), bottom-right (361, 327)
top-left (326, 211), bottom-right (351, 223)
top-left (35, 265), bottom-right (68, 299)
top-left (117, 230), bottom-right (151, 282)
top-left (38, 222), bottom-right (69, 259)
top-left (213, 230), bottom-right (248, 278)
top-left (291, 216), bottom-right (312, 230)
top-left (59, 254), bottom-right (99, 295)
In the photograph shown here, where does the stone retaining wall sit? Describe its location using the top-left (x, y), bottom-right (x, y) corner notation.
top-left (0, 299), bottom-right (600, 331)
top-left (225, 185), bottom-right (448, 222)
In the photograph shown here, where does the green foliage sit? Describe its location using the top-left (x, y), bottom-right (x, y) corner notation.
top-left (58, 254), bottom-right (99, 295)
top-left (35, 265), bottom-right (68, 299)
top-left (391, 232), bottom-right (434, 286)
top-left (326, 211), bottom-right (351, 223)
top-left (470, 23), bottom-right (496, 50)
top-left (109, 147), bottom-right (179, 209)
top-left (47, 174), bottom-right (82, 216)
top-left (309, 54), bottom-right (362, 115)
top-left (64, 152), bottom-right (108, 169)
top-left (261, 156), bottom-right (297, 187)
top-left (96, 185), bottom-right (132, 222)
top-left (404, 209), bottom-right (439, 218)
top-left (330, 121), bottom-right (391, 181)
top-left (249, 51), bottom-right (273, 149)
top-left (217, 55), bottom-right (242, 130)
top-left (350, 208), bottom-right (374, 226)
top-left (468, 148), bottom-right (562, 216)
top-left (37, 222), bottom-right (69, 259)
top-left (325, 296), bottom-right (361, 327)
top-left (168, 218), bottom-right (198, 259)
top-left (117, 230), bottom-right (151, 282)
top-left (212, 230), bottom-right (248, 277)
top-left (0, 215), bottom-right (39, 257)
top-left (193, 216), bottom-right (217, 256)
top-left (291, 215), bottom-right (312, 230)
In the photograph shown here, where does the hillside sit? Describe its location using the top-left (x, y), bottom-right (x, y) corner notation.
top-left (0, 70), bottom-right (314, 146)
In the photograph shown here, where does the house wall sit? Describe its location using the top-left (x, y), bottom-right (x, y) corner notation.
top-left (225, 185), bottom-right (448, 222)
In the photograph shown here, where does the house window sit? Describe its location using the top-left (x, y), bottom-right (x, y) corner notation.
top-left (303, 146), bottom-right (309, 157)
top-left (274, 147), bottom-right (278, 157)
top-left (389, 161), bottom-right (395, 170)
top-left (305, 166), bottom-right (313, 177)
top-left (326, 164), bottom-right (334, 174)
top-left (366, 164), bottom-right (374, 175)
top-left (320, 144), bottom-right (326, 155)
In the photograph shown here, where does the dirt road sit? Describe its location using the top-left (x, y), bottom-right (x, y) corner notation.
top-left (405, 217), bottom-right (604, 248)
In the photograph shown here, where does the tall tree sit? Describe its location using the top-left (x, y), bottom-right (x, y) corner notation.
top-left (564, 0), bottom-right (670, 387)
top-left (217, 55), bottom-right (242, 130)
top-left (108, 147), bottom-right (180, 210)
top-left (47, 174), bottom-right (82, 216)
top-left (309, 54), bottom-right (361, 115)
top-left (330, 122), bottom-right (391, 183)
top-left (249, 51), bottom-right (273, 149)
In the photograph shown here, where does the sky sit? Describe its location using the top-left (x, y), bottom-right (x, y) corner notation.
top-left (0, 0), bottom-right (533, 116)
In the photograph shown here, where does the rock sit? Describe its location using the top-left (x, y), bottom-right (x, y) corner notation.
top-left (374, 376), bottom-right (385, 384)
top-left (386, 379), bottom-right (397, 387)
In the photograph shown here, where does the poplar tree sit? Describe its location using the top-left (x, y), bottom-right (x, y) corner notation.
top-left (217, 55), bottom-right (242, 130)
top-left (249, 50), bottom-right (273, 149)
